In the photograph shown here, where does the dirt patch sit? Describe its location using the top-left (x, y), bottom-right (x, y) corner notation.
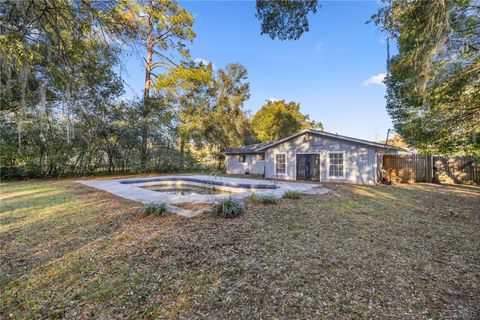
top-left (175, 202), bottom-right (213, 211)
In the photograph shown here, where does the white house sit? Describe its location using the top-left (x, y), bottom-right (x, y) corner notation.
top-left (225, 129), bottom-right (405, 184)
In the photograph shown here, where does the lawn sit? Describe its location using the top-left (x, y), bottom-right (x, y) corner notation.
top-left (1, 179), bottom-right (479, 319)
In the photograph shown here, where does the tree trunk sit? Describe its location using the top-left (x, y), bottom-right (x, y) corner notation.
top-left (180, 135), bottom-right (185, 170)
top-left (141, 13), bottom-right (154, 171)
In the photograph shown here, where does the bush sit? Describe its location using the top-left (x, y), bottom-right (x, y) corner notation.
top-left (282, 191), bottom-right (301, 199)
top-left (0, 165), bottom-right (44, 180)
top-left (247, 193), bottom-right (278, 204)
top-left (212, 197), bottom-right (245, 218)
top-left (137, 202), bottom-right (169, 216)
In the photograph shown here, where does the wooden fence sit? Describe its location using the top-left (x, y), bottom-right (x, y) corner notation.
top-left (432, 156), bottom-right (480, 184)
top-left (381, 155), bottom-right (480, 185)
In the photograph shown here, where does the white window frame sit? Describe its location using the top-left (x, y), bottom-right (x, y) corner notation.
top-left (274, 153), bottom-right (287, 176)
top-left (327, 151), bottom-right (346, 179)
top-left (238, 155), bottom-right (246, 163)
top-left (257, 154), bottom-right (265, 161)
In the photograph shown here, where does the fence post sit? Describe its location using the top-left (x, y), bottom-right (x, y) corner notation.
top-left (426, 155), bottom-right (433, 183)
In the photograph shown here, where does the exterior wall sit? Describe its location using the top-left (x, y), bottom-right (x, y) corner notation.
top-left (264, 133), bottom-right (379, 184)
top-left (226, 154), bottom-right (265, 175)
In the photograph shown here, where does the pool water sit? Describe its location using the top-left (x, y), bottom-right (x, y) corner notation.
top-left (141, 184), bottom-right (231, 195)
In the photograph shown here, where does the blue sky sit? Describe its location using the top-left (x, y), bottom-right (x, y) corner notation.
top-left (120, 0), bottom-right (393, 141)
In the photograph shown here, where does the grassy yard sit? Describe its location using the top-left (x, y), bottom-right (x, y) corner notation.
top-left (1, 179), bottom-right (479, 319)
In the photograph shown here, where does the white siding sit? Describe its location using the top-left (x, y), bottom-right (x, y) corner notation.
top-left (226, 154), bottom-right (265, 175)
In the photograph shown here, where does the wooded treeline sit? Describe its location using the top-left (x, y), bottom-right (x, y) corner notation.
top-left (0, 0), bottom-right (321, 179)
top-left (372, 0), bottom-right (479, 156)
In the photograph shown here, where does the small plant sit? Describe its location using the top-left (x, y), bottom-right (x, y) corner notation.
top-left (248, 193), bottom-right (278, 204)
top-left (212, 197), bottom-right (245, 218)
top-left (282, 191), bottom-right (301, 199)
top-left (138, 202), bottom-right (168, 216)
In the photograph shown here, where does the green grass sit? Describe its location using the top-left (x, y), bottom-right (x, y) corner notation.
top-left (247, 193), bottom-right (278, 204)
top-left (1, 179), bottom-right (479, 318)
top-left (282, 190), bottom-right (301, 199)
top-left (212, 197), bottom-right (245, 218)
top-left (137, 202), bottom-right (169, 216)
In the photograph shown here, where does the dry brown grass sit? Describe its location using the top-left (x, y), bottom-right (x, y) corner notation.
top-left (175, 202), bottom-right (213, 211)
top-left (1, 180), bottom-right (479, 319)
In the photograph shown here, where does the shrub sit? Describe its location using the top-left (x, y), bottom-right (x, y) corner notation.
top-left (138, 202), bottom-right (169, 216)
top-left (282, 191), bottom-right (301, 199)
top-left (247, 193), bottom-right (278, 204)
top-left (212, 197), bottom-right (245, 218)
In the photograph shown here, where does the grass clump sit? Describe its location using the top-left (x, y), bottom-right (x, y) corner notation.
top-left (138, 202), bottom-right (168, 216)
top-left (212, 197), bottom-right (245, 218)
top-left (282, 191), bottom-right (301, 199)
top-left (248, 193), bottom-right (278, 204)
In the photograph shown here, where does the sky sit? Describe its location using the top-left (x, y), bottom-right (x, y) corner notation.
top-left (120, 0), bottom-right (394, 142)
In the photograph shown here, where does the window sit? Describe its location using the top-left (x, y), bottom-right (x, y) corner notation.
top-left (238, 155), bottom-right (246, 163)
top-left (257, 154), bottom-right (265, 161)
top-left (329, 153), bottom-right (345, 178)
top-left (275, 154), bottom-right (286, 175)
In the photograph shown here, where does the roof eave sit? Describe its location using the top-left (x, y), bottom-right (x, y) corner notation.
top-left (224, 151), bottom-right (265, 155)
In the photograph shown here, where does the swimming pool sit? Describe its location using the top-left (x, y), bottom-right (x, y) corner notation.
top-left (120, 176), bottom-right (279, 191)
top-left (79, 175), bottom-right (326, 217)
top-left (140, 184), bottom-right (231, 195)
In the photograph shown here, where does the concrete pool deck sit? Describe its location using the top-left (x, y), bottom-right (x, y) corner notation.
top-left (79, 175), bottom-right (329, 217)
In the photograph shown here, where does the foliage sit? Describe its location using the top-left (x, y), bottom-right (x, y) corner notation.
top-left (256, 0), bottom-right (319, 40)
top-left (0, 0), bottom-right (249, 178)
top-left (282, 190), bottom-right (301, 199)
top-left (212, 197), bottom-right (246, 218)
top-left (379, 135), bottom-right (409, 149)
top-left (0, 0), bottom-right (133, 178)
top-left (171, 62), bottom-right (255, 157)
top-left (137, 202), bottom-right (169, 216)
top-left (251, 99), bottom-right (323, 142)
top-left (0, 0), bottom-right (127, 112)
top-left (371, 0), bottom-right (480, 156)
top-left (116, 0), bottom-right (199, 169)
top-left (247, 193), bottom-right (278, 204)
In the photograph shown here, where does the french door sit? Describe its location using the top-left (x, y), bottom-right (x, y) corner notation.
top-left (296, 154), bottom-right (320, 181)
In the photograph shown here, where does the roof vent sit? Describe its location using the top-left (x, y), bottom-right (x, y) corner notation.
top-left (303, 132), bottom-right (312, 142)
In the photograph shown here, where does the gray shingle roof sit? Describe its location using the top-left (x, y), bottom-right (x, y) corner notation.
top-left (224, 141), bottom-right (275, 154)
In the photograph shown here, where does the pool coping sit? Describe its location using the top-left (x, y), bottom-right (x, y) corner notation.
top-left (120, 176), bottom-right (278, 190)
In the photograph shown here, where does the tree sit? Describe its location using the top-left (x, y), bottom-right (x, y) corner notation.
top-left (0, 0), bottom-right (129, 149)
top-left (171, 62), bottom-right (254, 159)
top-left (380, 135), bottom-right (409, 149)
top-left (371, 0), bottom-right (480, 156)
top-left (256, 0), bottom-right (319, 40)
top-left (204, 63), bottom-right (255, 152)
top-left (251, 100), bottom-right (323, 142)
top-left (114, 0), bottom-right (197, 170)
top-left (0, 0), bottom-right (127, 176)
